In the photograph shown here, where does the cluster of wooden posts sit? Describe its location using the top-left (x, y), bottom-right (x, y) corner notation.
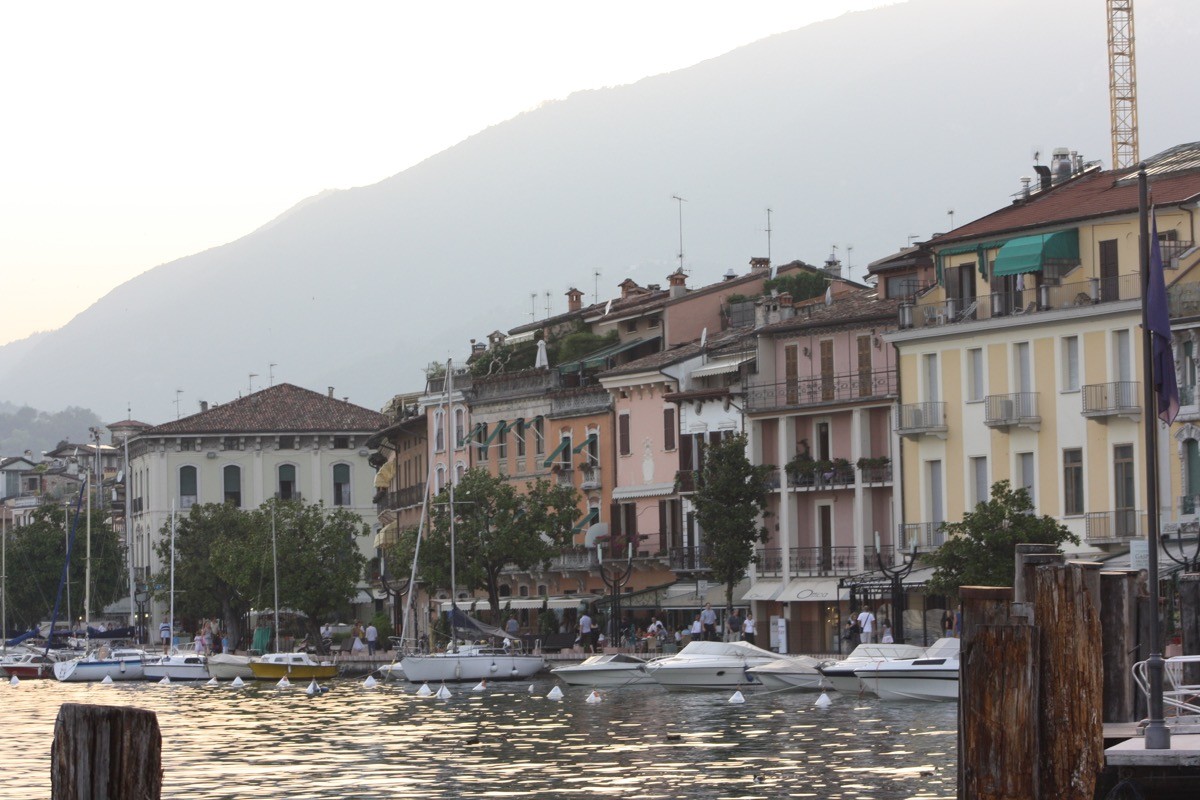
top-left (958, 543), bottom-right (1200, 800)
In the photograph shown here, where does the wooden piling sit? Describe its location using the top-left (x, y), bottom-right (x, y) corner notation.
top-left (1099, 570), bottom-right (1138, 723)
top-left (959, 586), bottom-right (1036, 800)
top-left (1181, 572), bottom-right (1200, 685)
top-left (1031, 561), bottom-right (1103, 800)
top-left (51, 703), bottom-right (161, 800)
top-left (1013, 544), bottom-right (1060, 604)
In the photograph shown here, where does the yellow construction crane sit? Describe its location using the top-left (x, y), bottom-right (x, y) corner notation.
top-left (1107, 0), bottom-right (1139, 169)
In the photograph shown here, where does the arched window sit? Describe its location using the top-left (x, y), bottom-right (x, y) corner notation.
top-left (179, 465), bottom-right (198, 509)
top-left (455, 461), bottom-right (466, 484)
top-left (223, 465), bottom-right (241, 507)
top-left (1186, 439), bottom-right (1200, 508)
top-left (333, 463), bottom-right (351, 506)
top-left (434, 410), bottom-right (446, 453)
top-left (454, 408), bottom-right (466, 450)
top-left (278, 464), bottom-right (297, 500)
top-left (435, 464), bottom-right (446, 494)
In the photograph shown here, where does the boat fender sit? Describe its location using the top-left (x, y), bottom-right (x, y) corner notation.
top-left (9, 676), bottom-right (18, 686)
top-left (120, 660), bottom-right (126, 673)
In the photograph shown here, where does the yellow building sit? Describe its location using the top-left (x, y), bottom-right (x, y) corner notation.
top-left (888, 144), bottom-right (1200, 555)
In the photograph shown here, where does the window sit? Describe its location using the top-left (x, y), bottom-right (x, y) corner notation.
top-left (434, 410), bottom-right (446, 453)
top-left (1184, 342), bottom-right (1197, 404)
top-left (967, 348), bottom-right (984, 402)
top-left (663, 408), bottom-right (676, 451)
top-left (455, 462), bottom-right (466, 484)
top-left (1099, 239), bottom-right (1120, 302)
top-left (928, 460), bottom-right (944, 525)
top-left (857, 335), bottom-right (872, 397)
top-left (278, 464), bottom-right (297, 500)
top-left (624, 319), bottom-right (638, 333)
top-left (180, 466), bottom-right (198, 509)
top-left (454, 408), bottom-right (466, 449)
top-left (435, 465), bottom-right (446, 494)
top-left (1015, 342), bottom-right (1032, 392)
top-left (923, 353), bottom-right (939, 402)
top-left (585, 429), bottom-right (599, 466)
top-left (1063, 449), bottom-right (1083, 515)
top-left (618, 413), bottom-right (631, 456)
top-left (223, 465), bottom-right (241, 507)
top-left (1062, 336), bottom-right (1079, 392)
top-left (278, 436), bottom-right (295, 450)
top-left (515, 421), bottom-right (526, 457)
top-left (1018, 452), bottom-right (1035, 506)
top-left (497, 425), bottom-right (508, 460)
top-left (477, 423), bottom-right (489, 461)
top-left (1114, 329), bottom-right (1132, 383)
top-left (648, 315), bottom-right (661, 329)
top-left (533, 418), bottom-right (544, 455)
top-left (970, 457), bottom-right (988, 509)
top-left (820, 339), bottom-right (834, 401)
top-left (333, 436), bottom-right (349, 449)
top-left (1114, 444), bottom-right (1136, 537)
top-left (180, 439), bottom-right (195, 452)
top-left (559, 434), bottom-right (573, 469)
top-left (333, 463), bottom-right (351, 506)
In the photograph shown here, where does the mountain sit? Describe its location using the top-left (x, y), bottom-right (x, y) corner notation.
top-left (3, 0), bottom-right (1199, 424)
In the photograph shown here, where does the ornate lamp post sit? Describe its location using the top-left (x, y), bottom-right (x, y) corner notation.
top-left (877, 544), bottom-right (918, 645)
top-left (1162, 523), bottom-right (1200, 573)
top-left (598, 540), bottom-right (633, 649)
top-left (134, 584), bottom-right (150, 645)
top-left (378, 555), bottom-right (411, 647)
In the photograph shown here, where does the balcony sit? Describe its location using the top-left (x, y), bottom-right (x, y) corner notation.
top-left (550, 387), bottom-right (612, 417)
top-left (745, 369), bottom-right (897, 413)
top-left (579, 466), bottom-right (601, 490)
top-left (898, 521), bottom-right (945, 552)
top-left (471, 369), bottom-right (559, 403)
top-left (859, 463), bottom-right (893, 485)
top-left (984, 392), bottom-right (1040, 430)
top-left (1180, 496), bottom-right (1199, 517)
top-left (790, 546), bottom-right (859, 576)
top-left (547, 548), bottom-right (597, 571)
top-left (899, 273), bottom-right (1141, 331)
top-left (755, 547), bottom-right (784, 577)
top-left (1081, 381), bottom-right (1141, 420)
top-left (555, 468), bottom-right (575, 488)
top-left (670, 545), bottom-right (711, 572)
top-left (375, 486), bottom-right (424, 514)
top-left (1084, 509), bottom-right (1144, 545)
top-left (896, 402), bottom-right (948, 438)
top-left (786, 463), bottom-right (855, 491)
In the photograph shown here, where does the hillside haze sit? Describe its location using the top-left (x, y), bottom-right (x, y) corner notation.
top-left (5, 0), bottom-right (1199, 424)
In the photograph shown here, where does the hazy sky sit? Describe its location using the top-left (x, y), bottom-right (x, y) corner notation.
top-left (0, 1), bottom-right (896, 347)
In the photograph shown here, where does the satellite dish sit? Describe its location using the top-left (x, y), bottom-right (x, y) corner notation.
top-left (603, 298), bottom-right (613, 316)
top-left (700, 327), bottom-right (707, 349)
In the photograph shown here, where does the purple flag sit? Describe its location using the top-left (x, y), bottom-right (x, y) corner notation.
top-left (1147, 209), bottom-right (1179, 424)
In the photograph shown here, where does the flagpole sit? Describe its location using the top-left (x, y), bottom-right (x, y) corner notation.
top-left (1138, 165), bottom-right (1170, 750)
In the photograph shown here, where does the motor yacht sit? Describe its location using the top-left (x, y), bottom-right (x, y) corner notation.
top-left (143, 651), bottom-right (210, 681)
top-left (53, 646), bottom-right (149, 682)
top-left (247, 651), bottom-right (339, 681)
top-left (818, 643), bottom-right (926, 693)
top-left (400, 644), bottom-right (545, 683)
top-left (745, 655), bottom-right (830, 691)
top-left (644, 640), bottom-right (784, 691)
top-left (854, 637), bottom-right (960, 701)
top-left (551, 653), bottom-right (655, 687)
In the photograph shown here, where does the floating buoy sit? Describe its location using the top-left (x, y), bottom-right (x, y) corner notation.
top-left (305, 679), bottom-right (320, 695)
top-left (528, 684), bottom-right (536, 694)
top-left (9, 676), bottom-right (19, 686)
top-left (814, 693), bottom-right (832, 708)
top-left (665, 733), bottom-right (682, 741)
top-left (363, 675), bottom-right (378, 689)
top-left (159, 675), bottom-right (171, 685)
top-left (416, 683), bottom-right (433, 697)
top-left (489, 662), bottom-right (498, 674)
top-left (586, 690), bottom-right (602, 704)
top-left (206, 677), bottom-right (218, 686)
top-left (472, 680), bottom-right (487, 691)
top-left (436, 684), bottom-right (453, 700)
top-left (277, 676), bottom-right (291, 689)
top-left (546, 686), bottom-right (563, 700)
top-left (101, 675), bottom-right (114, 685)
top-left (231, 676), bottom-right (245, 688)
top-left (510, 668), bottom-right (519, 677)
top-left (728, 690), bottom-right (746, 704)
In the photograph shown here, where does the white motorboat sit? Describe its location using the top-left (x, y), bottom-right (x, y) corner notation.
top-left (855, 637), bottom-right (960, 701)
top-left (400, 644), bottom-right (545, 683)
top-left (818, 643), bottom-right (926, 693)
top-left (0, 649), bottom-right (58, 680)
top-left (143, 651), bottom-right (210, 681)
top-left (206, 652), bottom-right (256, 680)
top-left (53, 646), bottom-right (149, 682)
top-left (376, 662), bottom-right (406, 681)
top-left (745, 655), bottom-right (830, 691)
top-left (248, 651), bottom-right (339, 681)
top-left (552, 653), bottom-right (655, 686)
top-left (644, 640), bottom-right (785, 691)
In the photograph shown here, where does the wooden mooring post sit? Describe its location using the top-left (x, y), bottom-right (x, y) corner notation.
top-left (51, 703), bottom-right (162, 800)
top-left (1181, 573), bottom-right (1200, 685)
top-left (1099, 570), bottom-right (1139, 723)
top-left (959, 560), bottom-right (1104, 800)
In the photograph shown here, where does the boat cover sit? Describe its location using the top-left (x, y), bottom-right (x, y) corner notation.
top-left (448, 607), bottom-right (510, 640)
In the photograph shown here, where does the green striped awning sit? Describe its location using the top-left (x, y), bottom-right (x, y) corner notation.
top-left (572, 432), bottom-right (598, 453)
top-left (543, 437), bottom-right (571, 467)
top-left (571, 508), bottom-right (600, 533)
top-left (481, 421), bottom-right (508, 446)
top-left (992, 230), bottom-right (1080, 277)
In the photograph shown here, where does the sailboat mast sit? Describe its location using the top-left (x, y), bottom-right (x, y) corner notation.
top-left (84, 470), bottom-right (91, 635)
top-left (2, 513), bottom-right (7, 657)
top-left (446, 359), bottom-right (457, 652)
top-left (169, 504), bottom-right (176, 649)
top-left (272, 504), bottom-right (280, 651)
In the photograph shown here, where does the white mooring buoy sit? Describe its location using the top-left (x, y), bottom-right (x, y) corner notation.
top-left (206, 677), bottom-right (218, 686)
top-left (814, 692), bottom-right (832, 708)
top-left (363, 675), bottom-right (378, 689)
top-left (436, 684), bottom-right (453, 700)
top-left (727, 690), bottom-right (746, 704)
top-left (231, 676), bottom-right (245, 688)
top-left (416, 683), bottom-right (433, 697)
top-left (101, 675), bottom-right (114, 685)
top-left (546, 686), bottom-right (564, 700)
top-left (586, 690), bottom-right (602, 704)
top-left (277, 676), bottom-right (291, 689)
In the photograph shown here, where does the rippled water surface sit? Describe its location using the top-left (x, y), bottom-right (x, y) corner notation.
top-left (4, 678), bottom-right (956, 799)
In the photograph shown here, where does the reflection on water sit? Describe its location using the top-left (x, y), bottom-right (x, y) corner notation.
top-left (4, 679), bottom-right (956, 799)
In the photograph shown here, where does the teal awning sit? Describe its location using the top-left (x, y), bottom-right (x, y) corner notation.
top-left (560, 336), bottom-right (660, 373)
top-left (572, 432), bottom-right (598, 454)
top-left (571, 508), bottom-right (600, 533)
top-left (481, 421), bottom-right (507, 446)
top-left (992, 230), bottom-right (1080, 277)
top-left (543, 437), bottom-right (571, 467)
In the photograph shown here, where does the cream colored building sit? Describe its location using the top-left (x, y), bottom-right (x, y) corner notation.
top-left (127, 383), bottom-right (387, 627)
top-left (889, 144), bottom-right (1200, 556)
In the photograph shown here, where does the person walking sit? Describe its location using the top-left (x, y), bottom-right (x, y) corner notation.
top-left (857, 607), bottom-right (876, 645)
top-left (578, 611), bottom-right (594, 653)
top-left (159, 619), bottom-right (172, 654)
top-left (700, 603), bottom-right (718, 641)
top-left (365, 622), bottom-right (379, 656)
top-left (727, 609), bottom-right (743, 642)
top-left (742, 613), bottom-right (756, 646)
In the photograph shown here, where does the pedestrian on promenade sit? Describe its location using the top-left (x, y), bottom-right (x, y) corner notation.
top-left (700, 602), bottom-right (717, 641)
top-left (857, 607), bottom-right (876, 644)
top-left (727, 608), bottom-right (743, 642)
top-left (365, 622), bottom-right (378, 656)
top-left (351, 621), bottom-right (366, 654)
top-left (159, 619), bottom-right (172, 654)
top-left (742, 613), bottom-right (756, 646)
top-left (880, 619), bottom-right (894, 644)
top-left (689, 615), bottom-right (702, 641)
top-left (578, 611), bottom-right (594, 653)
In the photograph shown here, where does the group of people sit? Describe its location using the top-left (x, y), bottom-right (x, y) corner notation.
top-left (842, 607), bottom-right (894, 648)
top-left (334, 621), bottom-right (380, 655)
top-left (586, 604), bottom-right (758, 652)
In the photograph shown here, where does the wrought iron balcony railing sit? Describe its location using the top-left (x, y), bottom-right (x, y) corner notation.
top-left (745, 369), bottom-right (896, 413)
top-left (898, 521), bottom-right (945, 551)
top-left (984, 392), bottom-right (1040, 429)
top-left (1084, 509), bottom-right (1144, 544)
top-left (896, 402), bottom-right (947, 436)
top-left (1081, 382), bottom-right (1140, 418)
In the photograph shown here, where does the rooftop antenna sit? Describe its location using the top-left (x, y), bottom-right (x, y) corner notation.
top-left (846, 244), bottom-right (854, 282)
top-left (947, 209), bottom-right (955, 230)
top-left (174, 389), bottom-right (183, 420)
top-left (593, 270), bottom-right (601, 304)
top-left (249, 373), bottom-right (258, 395)
top-left (907, 234), bottom-right (920, 247)
top-left (765, 208), bottom-right (773, 264)
top-left (530, 293), bottom-right (537, 323)
top-left (269, 362), bottom-right (277, 386)
top-left (672, 195), bottom-right (687, 272)
top-left (545, 291), bottom-right (552, 319)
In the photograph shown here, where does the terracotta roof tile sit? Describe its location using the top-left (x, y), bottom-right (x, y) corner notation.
top-left (758, 289), bottom-right (899, 335)
top-left (139, 383), bottom-right (387, 436)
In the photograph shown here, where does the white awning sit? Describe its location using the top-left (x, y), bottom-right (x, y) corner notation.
top-left (779, 577), bottom-right (844, 603)
top-left (689, 353), bottom-right (755, 379)
top-left (740, 580), bottom-right (784, 601)
top-left (583, 522), bottom-right (609, 547)
top-left (611, 482), bottom-right (676, 500)
top-left (437, 595), bottom-right (599, 612)
top-left (504, 329), bottom-right (537, 346)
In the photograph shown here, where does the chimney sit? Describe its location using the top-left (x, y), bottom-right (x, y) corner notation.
top-left (1051, 147), bottom-right (1072, 184)
top-left (667, 268), bottom-right (688, 299)
top-left (566, 287), bottom-right (584, 312)
top-left (778, 293), bottom-right (795, 321)
top-left (1033, 164), bottom-right (1052, 191)
top-left (723, 269), bottom-right (737, 281)
top-left (328, 386), bottom-right (335, 398)
top-left (619, 278), bottom-right (640, 299)
top-left (199, 400), bottom-right (209, 412)
top-left (1020, 176), bottom-right (1032, 199)
top-left (749, 257), bottom-right (770, 272)
top-left (754, 297), bottom-right (768, 328)
top-left (824, 252), bottom-right (842, 277)
top-left (472, 339), bottom-right (486, 355)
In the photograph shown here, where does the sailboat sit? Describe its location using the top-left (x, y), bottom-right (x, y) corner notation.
top-left (247, 503), bottom-right (339, 681)
top-left (398, 360), bottom-right (545, 683)
top-left (144, 507), bottom-right (210, 681)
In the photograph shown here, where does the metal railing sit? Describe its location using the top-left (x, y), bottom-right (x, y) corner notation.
top-left (376, 485), bottom-right (424, 513)
top-left (670, 545), bottom-right (711, 572)
top-left (896, 402), bottom-right (947, 434)
top-left (984, 392), bottom-right (1040, 427)
top-left (898, 521), bottom-right (945, 551)
top-left (787, 465), bottom-right (856, 490)
top-left (745, 369), bottom-right (897, 413)
top-left (547, 549), bottom-right (597, 571)
top-left (1084, 509), bottom-right (1144, 543)
top-left (899, 273), bottom-right (1141, 330)
top-left (790, 546), bottom-right (859, 576)
top-left (1081, 382), bottom-right (1141, 417)
top-left (859, 464), bottom-right (893, 484)
top-left (755, 547), bottom-right (784, 577)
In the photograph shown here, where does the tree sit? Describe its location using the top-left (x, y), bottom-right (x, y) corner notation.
top-left (151, 502), bottom-right (256, 648)
top-left (925, 480), bottom-right (1080, 597)
top-left (421, 468), bottom-right (579, 620)
top-left (691, 434), bottom-right (774, 624)
top-left (3, 503), bottom-right (125, 633)
top-left (211, 499), bottom-right (368, 641)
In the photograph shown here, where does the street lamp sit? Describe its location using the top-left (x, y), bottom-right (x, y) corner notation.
top-left (378, 555), bottom-right (410, 650)
top-left (1162, 523), bottom-right (1200, 573)
top-left (598, 540), bottom-right (633, 649)
top-left (877, 543), bottom-right (919, 646)
top-left (134, 584), bottom-right (150, 645)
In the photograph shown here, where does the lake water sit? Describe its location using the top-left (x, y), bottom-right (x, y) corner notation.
top-left (4, 678), bottom-right (957, 799)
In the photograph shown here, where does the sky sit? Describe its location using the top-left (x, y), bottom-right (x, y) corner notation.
top-left (0, 1), bottom-right (897, 348)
